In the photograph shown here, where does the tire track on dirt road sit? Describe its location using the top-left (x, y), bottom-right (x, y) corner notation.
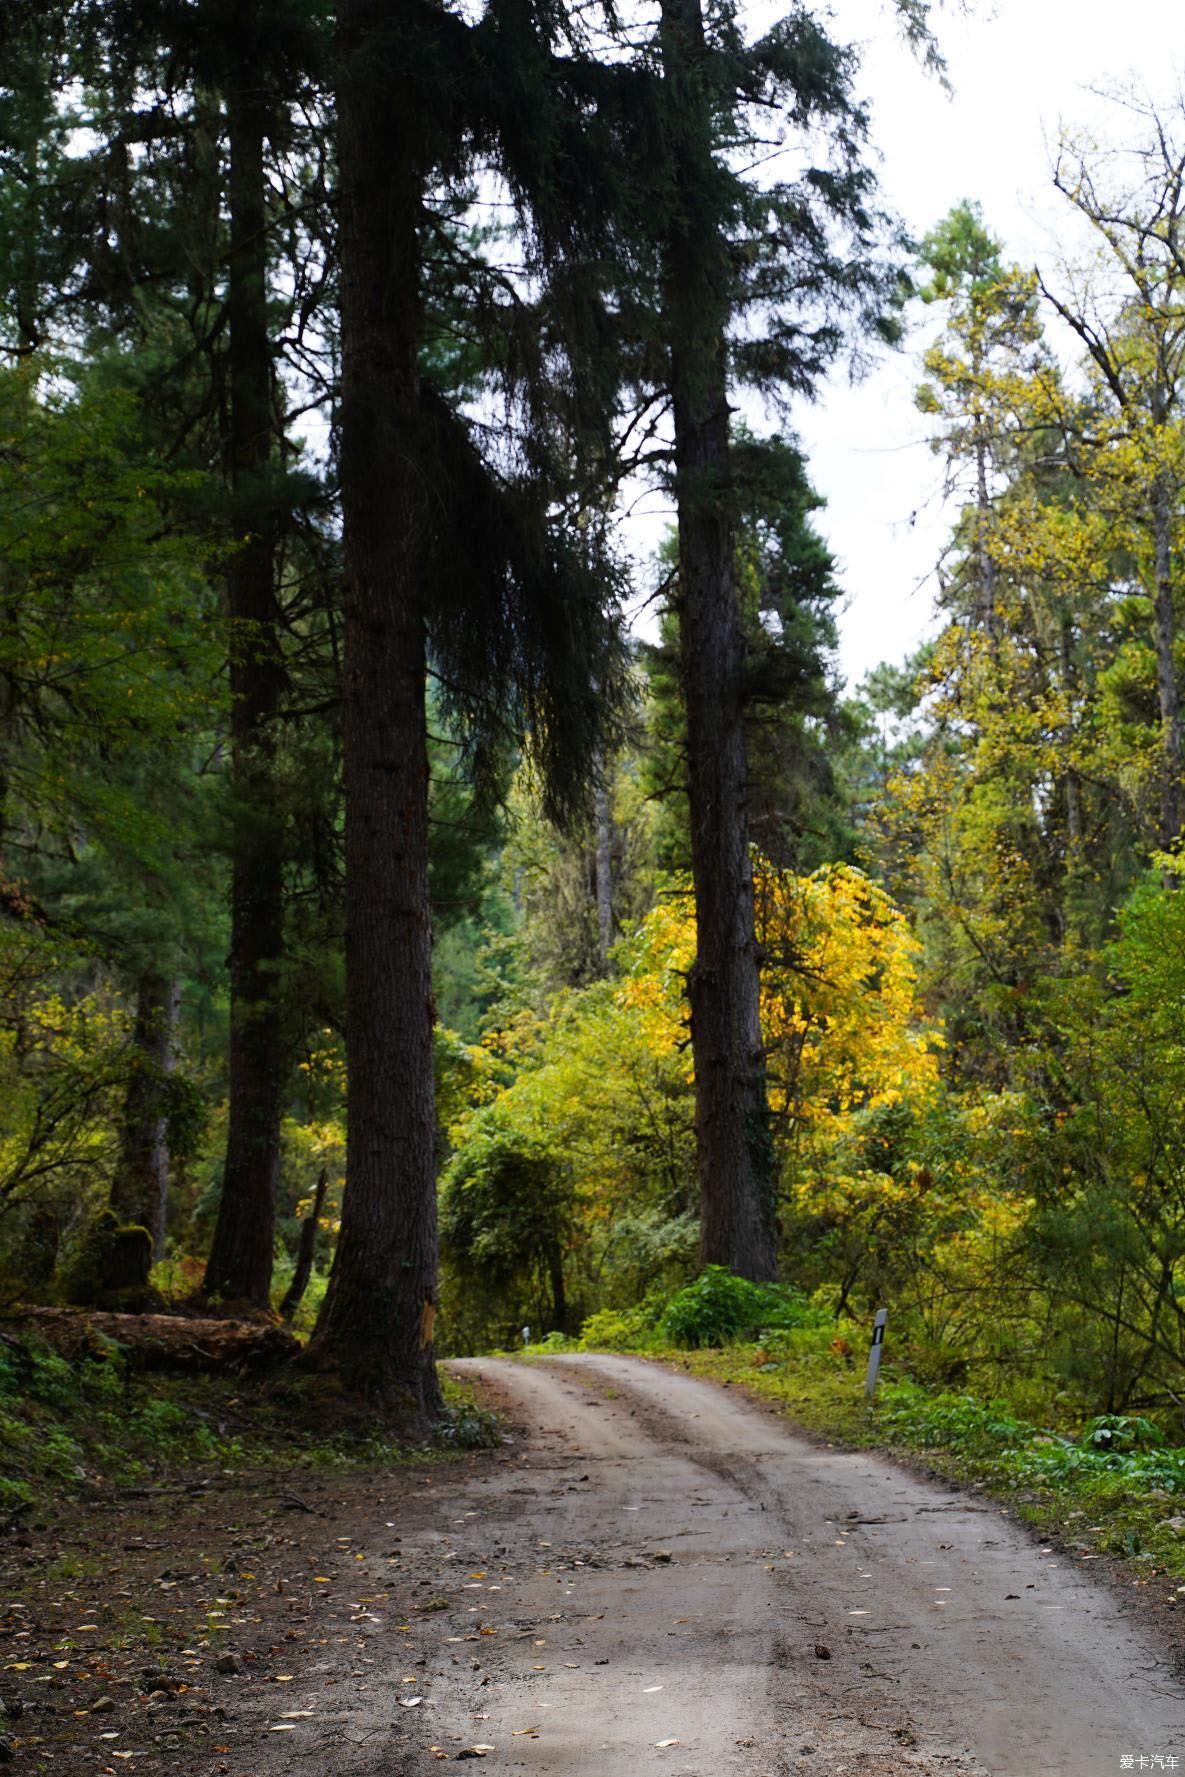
top-left (431, 1355), bottom-right (1185, 1777)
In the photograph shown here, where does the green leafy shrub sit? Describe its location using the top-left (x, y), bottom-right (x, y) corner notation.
top-left (658, 1265), bottom-right (828, 1348)
top-left (877, 1383), bottom-right (1185, 1493)
top-left (1013, 1440), bottom-right (1185, 1491)
top-left (877, 1384), bottom-right (1034, 1451)
top-left (1081, 1413), bottom-right (1164, 1452)
top-left (440, 1119), bottom-right (574, 1350)
top-left (437, 1398), bottom-right (504, 1449)
top-left (579, 1301), bottom-right (663, 1350)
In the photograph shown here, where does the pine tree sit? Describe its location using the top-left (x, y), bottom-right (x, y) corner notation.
top-left (306, 0), bottom-right (628, 1413)
top-left (68, 0), bottom-right (337, 1307)
top-left (201, 0), bottom-right (320, 1306)
top-left (637, 0), bottom-right (905, 1277)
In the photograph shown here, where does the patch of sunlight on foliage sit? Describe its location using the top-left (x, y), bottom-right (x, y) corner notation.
top-left (441, 860), bottom-right (944, 1354)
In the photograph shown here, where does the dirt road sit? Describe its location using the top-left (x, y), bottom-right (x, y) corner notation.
top-left (424, 1355), bottom-right (1185, 1777)
top-left (13, 1353), bottom-right (1183, 1775)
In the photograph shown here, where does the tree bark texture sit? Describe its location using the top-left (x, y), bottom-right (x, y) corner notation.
top-left (659, 0), bottom-right (778, 1282)
top-left (306, 0), bottom-right (442, 1421)
top-left (203, 57), bottom-right (287, 1308)
top-left (113, 970), bottom-right (179, 1267)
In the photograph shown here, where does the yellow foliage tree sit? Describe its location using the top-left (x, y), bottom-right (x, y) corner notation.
top-left (620, 859), bottom-right (941, 1163)
top-left (442, 859), bottom-right (1041, 1351)
top-left (620, 861), bottom-right (960, 1327)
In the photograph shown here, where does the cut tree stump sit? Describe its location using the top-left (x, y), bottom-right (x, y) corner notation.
top-left (4, 1307), bottom-right (301, 1372)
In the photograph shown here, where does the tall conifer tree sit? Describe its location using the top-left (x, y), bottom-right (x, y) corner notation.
top-left (202, 1), bottom-right (300, 1306)
top-left (307, 0), bottom-right (628, 1412)
top-left (638, 0), bottom-right (909, 1277)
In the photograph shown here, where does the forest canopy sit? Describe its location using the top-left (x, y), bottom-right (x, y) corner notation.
top-left (3, 1), bottom-right (1185, 1433)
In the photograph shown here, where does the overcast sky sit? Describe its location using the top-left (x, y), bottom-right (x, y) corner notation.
top-left (789, 0), bottom-right (1185, 689)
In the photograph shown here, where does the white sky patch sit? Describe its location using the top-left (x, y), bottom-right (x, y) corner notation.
top-left (778, 0), bottom-right (1185, 689)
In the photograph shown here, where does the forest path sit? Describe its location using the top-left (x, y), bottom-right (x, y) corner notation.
top-left (8, 1354), bottom-right (1184, 1775)
top-left (433, 1354), bottom-right (1185, 1777)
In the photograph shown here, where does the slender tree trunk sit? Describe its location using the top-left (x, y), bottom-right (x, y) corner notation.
top-left (202, 56), bottom-right (286, 1308)
top-left (113, 970), bottom-right (178, 1272)
top-left (973, 430), bottom-right (997, 639)
top-left (593, 775), bottom-right (613, 971)
top-left (1058, 618), bottom-right (1082, 863)
top-left (306, 0), bottom-right (442, 1420)
top-left (659, 0), bottom-right (777, 1282)
top-left (1151, 472), bottom-right (1183, 846)
top-left (548, 1247), bottom-right (566, 1335)
top-left (280, 1166), bottom-right (328, 1321)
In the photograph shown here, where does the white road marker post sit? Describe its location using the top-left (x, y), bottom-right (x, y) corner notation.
top-left (522, 1326), bottom-right (531, 1348)
top-left (864, 1308), bottom-right (888, 1402)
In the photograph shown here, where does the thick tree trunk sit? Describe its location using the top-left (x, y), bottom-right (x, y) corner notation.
top-left (1151, 473), bottom-right (1183, 846)
top-left (659, 0), bottom-right (778, 1282)
top-left (113, 971), bottom-right (179, 1267)
top-left (306, 0), bottom-right (442, 1422)
top-left (203, 60), bottom-right (286, 1308)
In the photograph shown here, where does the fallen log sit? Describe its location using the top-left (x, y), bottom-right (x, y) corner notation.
top-left (3, 1306), bottom-right (301, 1372)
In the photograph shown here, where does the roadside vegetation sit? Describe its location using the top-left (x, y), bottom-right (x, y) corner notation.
top-left (677, 1335), bottom-right (1185, 1594)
